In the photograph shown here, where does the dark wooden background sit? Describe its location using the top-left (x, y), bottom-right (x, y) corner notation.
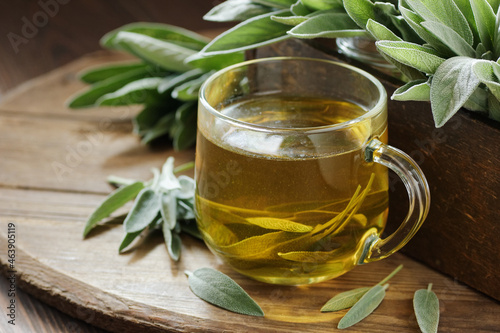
top-left (0, 2), bottom-right (229, 332)
top-left (0, 0), bottom-right (231, 95)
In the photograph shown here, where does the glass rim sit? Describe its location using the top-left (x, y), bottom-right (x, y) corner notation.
top-left (198, 56), bottom-right (387, 134)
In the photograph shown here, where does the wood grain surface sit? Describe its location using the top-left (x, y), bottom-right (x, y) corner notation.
top-left (0, 49), bottom-right (499, 332)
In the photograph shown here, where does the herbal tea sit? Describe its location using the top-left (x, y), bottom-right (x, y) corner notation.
top-left (195, 95), bottom-right (389, 285)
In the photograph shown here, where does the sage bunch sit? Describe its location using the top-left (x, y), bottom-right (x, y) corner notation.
top-left (82, 157), bottom-right (201, 260)
top-left (67, 23), bottom-right (243, 149)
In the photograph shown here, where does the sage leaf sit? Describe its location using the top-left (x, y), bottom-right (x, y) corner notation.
top-left (97, 77), bottom-right (164, 106)
top-left (246, 217), bottom-right (313, 232)
top-left (185, 268), bottom-right (264, 316)
top-left (79, 62), bottom-right (148, 84)
top-left (366, 19), bottom-right (402, 41)
top-left (413, 284), bottom-right (440, 333)
top-left (185, 51), bottom-right (245, 71)
top-left (123, 188), bottom-right (161, 233)
top-left (278, 247), bottom-right (341, 263)
top-left (160, 191), bottom-right (177, 230)
top-left (343, 0), bottom-right (376, 29)
top-left (290, 0), bottom-right (313, 16)
top-left (197, 10), bottom-right (292, 55)
top-left (158, 157), bottom-right (181, 191)
top-left (321, 287), bottom-right (371, 312)
top-left (253, 0), bottom-right (296, 8)
top-left (288, 12), bottom-right (366, 38)
top-left (119, 216), bottom-right (160, 253)
top-left (301, 0), bottom-right (343, 11)
top-left (270, 15), bottom-right (308, 26)
top-left (181, 220), bottom-right (202, 240)
top-left (171, 102), bottom-right (197, 150)
top-left (163, 223), bottom-right (181, 261)
top-left (420, 21), bottom-right (476, 57)
top-left (398, 6), bottom-right (453, 57)
top-left (337, 284), bottom-right (389, 329)
top-left (171, 71), bottom-right (214, 101)
top-left (101, 22), bottom-right (209, 51)
top-left (473, 60), bottom-right (500, 100)
top-left (405, 0), bottom-right (473, 46)
top-left (392, 79), bottom-right (431, 101)
top-left (68, 67), bottom-right (151, 108)
top-left (430, 57), bottom-right (481, 127)
top-left (140, 112), bottom-right (175, 144)
top-left (83, 181), bottom-right (145, 237)
top-left (375, 41), bottom-right (445, 74)
top-left (111, 31), bottom-right (195, 72)
top-left (470, 0), bottom-right (496, 51)
top-left (203, 0), bottom-right (271, 22)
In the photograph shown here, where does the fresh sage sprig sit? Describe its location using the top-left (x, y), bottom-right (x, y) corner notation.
top-left (185, 267), bottom-right (265, 316)
top-left (321, 264), bottom-right (403, 312)
top-left (67, 22), bottom-right (243, 149)
top-left (414, 283), bottom-right (440, 333)
top-left (82, 157), bottom-right (200, 260)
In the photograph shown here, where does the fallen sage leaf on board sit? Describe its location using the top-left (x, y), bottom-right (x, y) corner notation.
top-left (414, 283), bottom-right (440, 333)
top-left (321, 264), bottom-right (403, 312)
top-left (185, 268), bottom-right (264, 316)
top-left (337, 283), bottom-right (389, 329)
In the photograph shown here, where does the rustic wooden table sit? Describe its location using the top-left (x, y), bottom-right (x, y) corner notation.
top-left (0, 3), bottom-right (499, 333)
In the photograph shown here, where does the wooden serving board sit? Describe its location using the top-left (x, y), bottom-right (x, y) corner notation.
top-left (0, 51), bottom-right (498, 332)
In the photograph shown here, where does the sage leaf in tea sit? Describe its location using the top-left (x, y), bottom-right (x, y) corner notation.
top-left (413, 283), bottom-right (439, 333)
top-left (337, 284), bottom-right (389, 329)
top-left (123, 188), bottom-right (161, 233)
top-left (246, 217), bottom-right (313, 232)
top-left (320, 287), bottom-right (371, 312)
top-left (83, 181), bottom-right (145, 237)
top-left (185, 268), bottom-right (264, 316)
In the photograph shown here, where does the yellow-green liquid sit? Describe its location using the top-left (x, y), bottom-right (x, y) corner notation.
top-left (195, 96), bottom-right (388, 285)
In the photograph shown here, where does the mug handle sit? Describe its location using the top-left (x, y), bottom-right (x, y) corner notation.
top-left (362, 138), bottom-right (431, 262)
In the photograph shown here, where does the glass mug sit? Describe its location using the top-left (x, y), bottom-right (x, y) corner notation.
top-left (195, 57), bottom-right (430, 285)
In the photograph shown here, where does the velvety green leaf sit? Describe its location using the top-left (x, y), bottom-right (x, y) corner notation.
top-left (119, 216), bottom-right (161, 253)
top-left (158, 156), bottom-right (181, 191)
top-left (413, 284), bottom-right (440, 333)
top-left (197, 10), bottom-right (292, 55)
top-left (430, 57), bottom-right (481, 127)
top-left (366, 19), bottom-right (402, 41)
top-left (487, 0), bottom-right (500, 11)
top-left (473, 60), bottom-right (500, 100)
top-left (78, 62), bottom-right (149, 84)
top-left (186, 268), bottom-right (264, 316)
top-left (203, 0), bottom-right (271, 22)
top-left (405, 0), bottom-right (473, 46)
top-left (343, 0), bottom-right (376, 29)
top-left (321, 287), bottom-right (371, 312)
top-left (160, 191), bottom-right (177, 230)
top-left (253, 0), bottom-right (296, 8)
top-left (140, 113), bottom-right (175, 144)
top-left (453, 0), bottom-right (480, 44)
top-left (171, 71), bottom-right (214, 101)
top-left (420, 21), bottom-right (476, 57)
top-left (376, 41), bottom-right (445, 73)
top-left (271, 15), bottom-right (308, 26)
top-left (337, 284), bottom-right (388, 329)
top-left (470, 0), bottom-right (496, 51)
top-left (392, 79), bottom-right (430, 101)
top-left (277, 248), bottom-right (340, 262)
top-left (101, 22), bottom-right (209, 51)
top-left (290, 0), bottom-right (312, 16)
top-left (301, 0), bottom-right (343, 11)
top-left (288, 12), bottom-right (366, 38)
top-left (171, 102), bottom-right (198, 150)
top-left (163, 223), bottom-right (182, 261)
top-left (157, 69), bottom-right (205, 94)
top-left (123, 188), bottom-right (162, 233)
top-left (495, 8), bottom-right (500, 58)
top-left (68, 67), bottom-right (151, 108)
top-left (245, 217), bottom-right (313, 232)
top-left (398, 6), bottom-right (453, 56)
top-left (83, 181), bottom-right (145, 237)
top-left (111, 32), bottom-right (195, 72)
top-left (133, 101), bottom-right (178, 135)
top-left (185, 51), bottom-right (245, 71)
top-left (96, 77), bottom-right (163, 106)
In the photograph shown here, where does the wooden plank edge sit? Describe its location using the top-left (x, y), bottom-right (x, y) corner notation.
top-left (0, 232), bottom-right (273, 333)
